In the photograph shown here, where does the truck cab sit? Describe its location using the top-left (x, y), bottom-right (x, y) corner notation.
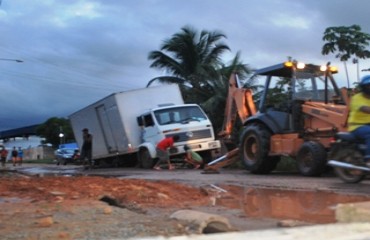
top-left (137, 103), bottom-right (221, 168)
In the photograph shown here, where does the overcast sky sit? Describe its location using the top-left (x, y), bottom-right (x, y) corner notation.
top-left (0, 0), bottom-right (369, 131)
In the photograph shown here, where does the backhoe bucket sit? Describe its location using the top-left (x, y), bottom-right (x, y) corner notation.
top-left (202, 148), bottom-right (239, 174)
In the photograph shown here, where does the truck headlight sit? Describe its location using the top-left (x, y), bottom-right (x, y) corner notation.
top-left (208, 142), bottom-right (219, 148)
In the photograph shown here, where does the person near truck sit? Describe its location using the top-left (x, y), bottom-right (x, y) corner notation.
top-left (153, 135), bottom-right (180, 170)
top-left (348, 75), bottom-right (370, 166)
top-left (17, 147), bottom-right (23, 166)
top-left (80, 128), bottom-right (93, 169)
top-left (11, 147), bottom-right (18, 167)
top-left (183, 145), bottom-right (203, 169)
top-left (72, 149), bottom-right (80, 162)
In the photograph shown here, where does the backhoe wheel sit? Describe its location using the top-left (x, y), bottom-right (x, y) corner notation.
top-left (332, 147), bottom-right (366, 184)
top-left (138, 148), bottom-right (154, 169)
top-left (240, 124), bottom-right (276, 174)
top-left (296, 141), bottom-right (327, 176)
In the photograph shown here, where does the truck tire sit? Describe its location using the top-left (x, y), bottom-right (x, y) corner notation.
top-left (331, 146), bottom-right (366, 183)
top-left (138, 148), bottom-right (154, 169)
top-left (199, 151), bottom-right (213, 164)
top-left (240, 124), bottom-right (276, 174)
top-left (296, 141), bottom-right (327, 176)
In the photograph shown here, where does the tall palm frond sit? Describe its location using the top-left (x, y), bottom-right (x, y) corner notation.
top-left (147, 25), bottom-right (230, 94)
top-left (146, 76), bottom-right (184, 88)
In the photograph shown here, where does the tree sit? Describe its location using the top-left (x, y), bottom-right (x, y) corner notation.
top-left (201, 52), bottom-right (254, 134)
top-left (263, 77), bottom-right (292, 110)
top-left (322, 25), bottom-right (370, 87)
top-left (147, 25), bottom-right (230, 103)
top-left (148, 26), bottom-right (254, 133)
top-left (36, 117), bottom-right (75, 147)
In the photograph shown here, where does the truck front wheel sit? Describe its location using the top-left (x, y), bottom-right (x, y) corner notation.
top-left (138, 148), bottom-right (154, 169)
top-left (240, 124), bottom-right (275, 174)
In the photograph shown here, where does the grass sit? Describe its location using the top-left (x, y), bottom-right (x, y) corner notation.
top-left (22, 159), bottom-right (55, 164)
top-left (275, 156), bottom-right (298, 172)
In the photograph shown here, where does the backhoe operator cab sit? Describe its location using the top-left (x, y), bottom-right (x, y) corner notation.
top-left (239, 60), bottom-right (349, 176)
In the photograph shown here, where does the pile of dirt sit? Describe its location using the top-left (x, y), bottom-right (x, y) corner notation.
top-left (0, 173), bottom-right (235, 239)
top-left (0, 174), bottom-right (211, 209)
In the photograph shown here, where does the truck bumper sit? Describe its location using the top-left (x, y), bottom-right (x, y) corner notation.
top-left (171, 140), bottom-right (221, 155)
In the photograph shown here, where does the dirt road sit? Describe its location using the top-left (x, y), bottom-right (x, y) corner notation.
top-left (1, 164), bottom-right (370, 239)
top-left (18, 163), bottom-right (370, 195)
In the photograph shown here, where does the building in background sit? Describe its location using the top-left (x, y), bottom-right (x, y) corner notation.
top-left (0, 125), bottom-right (54, 161)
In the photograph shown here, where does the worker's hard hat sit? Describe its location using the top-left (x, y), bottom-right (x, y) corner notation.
top-left (360, 75), bottom-right (370, 86)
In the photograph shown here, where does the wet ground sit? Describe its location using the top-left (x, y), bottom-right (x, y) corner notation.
top-left (12, 164), bottom-right (370, 214)
top-left (2, 163), bottom-right (370, 239)
top-left (15, 163), bottom-right (370, 195)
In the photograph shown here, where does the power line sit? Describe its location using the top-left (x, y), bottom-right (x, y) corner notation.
top-left (0, 46), bottom-right (148, 91)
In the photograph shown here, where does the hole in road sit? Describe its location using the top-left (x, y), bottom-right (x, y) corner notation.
top-left (99, 195), bottom-right (147, 214)
top-left (100, 196), bottom-right (121, 207)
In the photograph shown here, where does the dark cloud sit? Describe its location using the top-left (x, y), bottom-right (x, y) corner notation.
top-left (0, 0), bottom-right (369, 131)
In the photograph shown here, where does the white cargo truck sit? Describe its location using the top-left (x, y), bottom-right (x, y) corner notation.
top-left (69, 84), bottom-right (221, 168)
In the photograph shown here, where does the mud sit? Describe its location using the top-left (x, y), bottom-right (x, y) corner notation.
top-left (220, 186), bottom-right (370, 224)
top-left (2, 164), bottom-right (370, 238)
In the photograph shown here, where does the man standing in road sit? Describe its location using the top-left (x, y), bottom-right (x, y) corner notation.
top-left (17, 147), bottom-right (23, 166)
top-left (11, 147), bottom-right (18, 167)
top-left (0, 146), bottom-right (8, 168)
top-left (80, 128), bottom-right (93, 169)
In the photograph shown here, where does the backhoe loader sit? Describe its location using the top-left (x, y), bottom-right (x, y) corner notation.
top-left (207, 60), bottom-right (350, 176)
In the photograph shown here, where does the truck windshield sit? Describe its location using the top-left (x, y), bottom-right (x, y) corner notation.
top-left (154, 106), bottom-right (207, 125)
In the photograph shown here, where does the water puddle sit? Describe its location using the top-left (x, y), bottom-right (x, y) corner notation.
top-left (0, 197), bottom-right (30, 204)
top-left (19, 167), bottom-right (79, 176)
top-left (217, 186), bottom-right (370, 224)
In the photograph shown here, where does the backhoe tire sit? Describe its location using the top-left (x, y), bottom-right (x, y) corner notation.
top-left (296, 141), bottom-right (327, 176)
top-left (240, 124), bottom-right (277, 174)
top-left (138, 148), bottom-right (154, 169)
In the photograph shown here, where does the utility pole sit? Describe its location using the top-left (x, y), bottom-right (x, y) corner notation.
top-left (0, 58), bottom-right (23, 63)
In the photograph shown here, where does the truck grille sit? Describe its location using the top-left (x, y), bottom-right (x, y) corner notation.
top-left (166, 129), bottom-right (212, 142)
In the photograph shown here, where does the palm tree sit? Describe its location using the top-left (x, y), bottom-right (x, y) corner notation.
top-left (201, 52), bottom-right (254, 135)
top-left (147, 25), bottom-right (230, 103)
top-left (148, 26), bottom-right (256, 134)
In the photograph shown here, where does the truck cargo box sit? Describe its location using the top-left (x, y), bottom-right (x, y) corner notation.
top-left (69, 84), bottom-right (184, 159)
